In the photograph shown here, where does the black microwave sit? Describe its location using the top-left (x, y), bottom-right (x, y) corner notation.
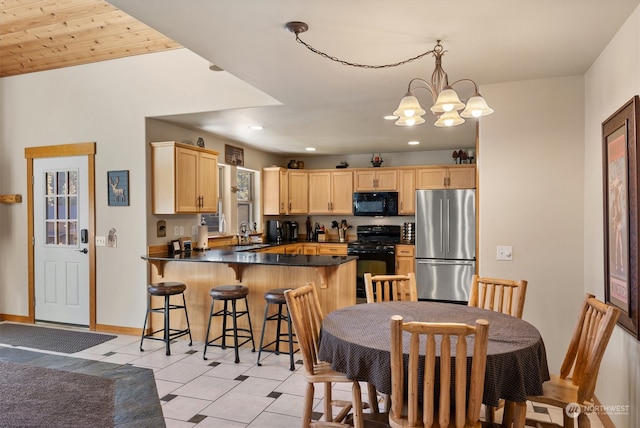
top-left (352, 192), bottom-right (399, 216)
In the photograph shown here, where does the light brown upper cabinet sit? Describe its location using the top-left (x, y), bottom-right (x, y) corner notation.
top-left (354, 168), bottom-right (398, 191)
top-left (398, 168), bottom-right (416, 214)
top-left (287, 170), bottom-right (308, 214)
top-left (263, 167), bottom-right (289, 215)
top-left (263, 167), bottom-right (308, 214)
top-left (308, 170), bottom-right (353, 214)
top-left (151, 141), bottom-right (219, 214)
top-left (416, 165), bottom-right (476, 189)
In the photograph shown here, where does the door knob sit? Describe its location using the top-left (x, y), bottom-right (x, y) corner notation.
top-left (77, 248), bottom-right (88, 254)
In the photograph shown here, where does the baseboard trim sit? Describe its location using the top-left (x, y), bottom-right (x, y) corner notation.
top-left (593, 395), bottom-right (616, 428)
top-left (94, 324), bottom-right (142, 336)
top-left (0, 314), bottom-right (31, 323)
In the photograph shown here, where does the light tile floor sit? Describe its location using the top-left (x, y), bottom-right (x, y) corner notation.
top-left (3, 328), bottom-right (606, 428)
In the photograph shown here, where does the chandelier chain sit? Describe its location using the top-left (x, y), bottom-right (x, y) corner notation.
top-left (294, 34), bottom-right (436, 69)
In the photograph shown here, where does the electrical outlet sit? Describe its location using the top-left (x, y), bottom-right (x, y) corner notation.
top-left (174, 226), bottom-right (180, 236)
top-left (96, 236), bottom-right (106, 246)
top-left (179, 226), bottom-right (184, 235)
top-left (192, 226), bottom-right (198, 235)
top-left (497, 245), bottom-right (513, 261)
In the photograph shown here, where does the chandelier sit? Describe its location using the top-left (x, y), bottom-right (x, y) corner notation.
top-left (285, 22), bottom-right (494, 128)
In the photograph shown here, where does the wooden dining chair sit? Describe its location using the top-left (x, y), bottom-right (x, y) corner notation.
top-left (364, 273), bottom-right (418, 303)
top-left (284, 283), bottom-right (374, 428)
top-left (509, 293), bottom-right (620, 428)
top-left (468, 275), bottom-right (528, 318)
top-left (389, 315), bottom-right (490, 428)
top-left (363, 272), bottom-right (418, 413)
top-left (468, 275), bottom-right (528, 422)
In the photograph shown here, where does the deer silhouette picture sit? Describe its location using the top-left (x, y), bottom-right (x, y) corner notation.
top-left (108, 172), bottom-right (128, 205)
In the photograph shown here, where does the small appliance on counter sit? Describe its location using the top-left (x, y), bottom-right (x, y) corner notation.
top-left (283, 220), bottom-right (299, 242)
top-left (266, 220), bottom-right (283, 243)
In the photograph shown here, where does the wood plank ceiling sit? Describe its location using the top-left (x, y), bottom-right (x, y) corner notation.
top-left (0, 0), bottom-right (181, 78)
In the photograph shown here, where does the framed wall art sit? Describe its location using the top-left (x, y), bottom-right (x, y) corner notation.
top-left (225, 144), bottom-right (244, 166)
top-left (107, 170), bottom-right (129, 206)
top-left (602, 96), bottom-right (640, 339)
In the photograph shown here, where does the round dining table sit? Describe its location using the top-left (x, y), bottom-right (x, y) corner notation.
top-left (318, 301), bottom-right (550, 409)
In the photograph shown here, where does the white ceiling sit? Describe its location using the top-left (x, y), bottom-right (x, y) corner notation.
top-left (108, 0), bottom-right (639, 156)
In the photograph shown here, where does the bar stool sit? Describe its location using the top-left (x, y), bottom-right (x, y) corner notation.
top-left (203, 284), bottom-right (255, 363)
top-left (256, 288), bottom-right (297, 371)
top-left (140, 281), bottom-right (192, 356)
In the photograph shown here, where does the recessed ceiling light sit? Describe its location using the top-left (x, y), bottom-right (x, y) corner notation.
top-left (408, 141), bottom-right (420, 145)
top-left (384, 115), bottom-right (398, 120)
top-left (248, 125), bottom-right (263, 130)
top-left (305, 147), bottom-right (316, 151)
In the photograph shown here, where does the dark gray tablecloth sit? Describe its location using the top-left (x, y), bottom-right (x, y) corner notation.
top-left (318, 301), bottom-right (550, 407)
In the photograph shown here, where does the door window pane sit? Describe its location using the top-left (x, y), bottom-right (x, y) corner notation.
top-left (43, 168), bottom-right (79, 247)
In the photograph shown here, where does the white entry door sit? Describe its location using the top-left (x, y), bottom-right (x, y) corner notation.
top-left (34, 156), bottom-right (89, 325)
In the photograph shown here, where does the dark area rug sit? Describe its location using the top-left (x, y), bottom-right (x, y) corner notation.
top-left (0, 347), bottom-right (166, 427)
top-left (0, 323), bottom-right (116, 353)
top-left (0, 360), bottom-right (115, 427)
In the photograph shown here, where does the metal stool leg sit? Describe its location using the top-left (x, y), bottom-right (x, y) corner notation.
top-left (140, 293), bottom-right (151, 351)
top-left (256, 301), bottom-right (270, 366)
top-left (182, 292), bottom-right (193, 346)
top-left (285, 306), bottom-right (295, 371)
top-left (231, 299), bottom-right (240, 363)
top-left (244, 297), bottom-right (256, 351)
top-left (203, 299), bottom-right (216, 360)
top-left (274, 303), bottom-right (283, 355)
top-left (164, 295), bottom-right (171, 356)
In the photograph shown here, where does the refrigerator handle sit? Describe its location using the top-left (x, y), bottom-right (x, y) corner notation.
top-left (439, 199), bottom-right (444, 254)
top-left (446, 198), bottom-right (450, 253)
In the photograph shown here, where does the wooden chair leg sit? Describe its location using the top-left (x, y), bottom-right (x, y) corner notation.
top-left (351, 382), bottom-right (364, 428)
top-left (577, 412), bottom-right (591, 428)
top-left (502, 401), bottom-right (514, 428)
top-left (366, 383), bottom-right (380, 414)
top-left (303, 382), bottom-right (314, 428)
top-left (512, 401), bottom-right (526, 428)
top-left (324, 382), bottom-right (333, 422)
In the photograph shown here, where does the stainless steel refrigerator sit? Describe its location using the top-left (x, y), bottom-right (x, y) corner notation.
top-left (415, 189), bottom-right (476, 302)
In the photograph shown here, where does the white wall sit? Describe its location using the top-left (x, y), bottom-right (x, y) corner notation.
top-left (584, 6), bottom-right (640, 427)
top-left (0, 48), bottom-right (279, 328)
top-left (478, 76), bottom-right (586, 373)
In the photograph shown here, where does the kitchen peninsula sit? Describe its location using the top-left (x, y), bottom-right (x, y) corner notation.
top-left (142, 246), bottom-right (357, 344)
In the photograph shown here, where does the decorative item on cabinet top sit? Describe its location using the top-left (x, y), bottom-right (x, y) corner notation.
top-left (288, 160), bottom-right (305, 169)
top-left (371, 153), bottom-right (383, 167)
top-left (336, 161), bottom-right (349, 169)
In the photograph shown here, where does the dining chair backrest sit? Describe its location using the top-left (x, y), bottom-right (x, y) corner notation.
top-left (468, 275), bottom-right (528, 318)
top-left (559, 293), bottom-right (620, 403)
top-left (389, 315), bottom-right (489, 428)
top-left (284, 282), bottom-right (324, 377)
top-left (364, 273), bottom-right (418, 303)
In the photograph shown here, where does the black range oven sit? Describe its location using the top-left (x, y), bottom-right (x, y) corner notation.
top-left (347, 225), bottom-right (401, 300)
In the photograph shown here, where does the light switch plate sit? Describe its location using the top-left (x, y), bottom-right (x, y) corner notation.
top-left (497, 245), bottom-right (513, 261)
top-left (96, 236), bottom-right (106, 246)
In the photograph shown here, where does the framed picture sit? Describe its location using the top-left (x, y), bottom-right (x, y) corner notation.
top-left (225, 144), bottom-right (244, 166)
top-left (107, 170), bottom-right (129, 206)
top-left (602, 96), bottom-right (640, 339)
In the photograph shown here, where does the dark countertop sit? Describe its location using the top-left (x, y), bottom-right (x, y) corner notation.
top-left (142, 246), bottom-right (357, 267)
